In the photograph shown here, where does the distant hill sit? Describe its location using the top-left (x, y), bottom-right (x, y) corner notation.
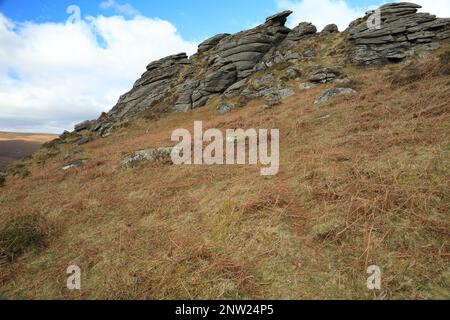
top-left (0, 132), bottom-right (57, 167)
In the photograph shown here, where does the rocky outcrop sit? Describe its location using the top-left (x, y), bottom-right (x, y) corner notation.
top-left (121, 148), bottom-right (174, 167)
top-left (89, 11), bottom-right (296, 134)
top-left (186, 10), bottom-right (294, 109)
top-left (73, 3), bottom-right (449, 139)
top-left (255, 21), bottom-right (318, 70)
top-left (314, 87), bottom-right (356, 104)
top-left (348, 2), bottom-right (450, 65)
top-left (62, 160), bottom-right (85, 171)
top-left (309, 67), bottom-right (342, 84)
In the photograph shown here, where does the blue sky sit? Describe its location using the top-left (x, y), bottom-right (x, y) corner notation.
top-left (0, 0), bottom-right (379, 41)
top-left (1, 0), bottom-right (449, 133)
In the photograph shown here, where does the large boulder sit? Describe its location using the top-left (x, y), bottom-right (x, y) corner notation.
top-left (347, 3), bottom-right (450, 65)
top-left (74, 120), bottom-right (93, 132)
top-left (321, 24), bottom-right (339, 34)
top-left (286, 22), bottom-right (317, 42)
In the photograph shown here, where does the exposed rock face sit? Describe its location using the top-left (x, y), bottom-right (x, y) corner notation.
top-left (348, 2), bottom-right (450, 65)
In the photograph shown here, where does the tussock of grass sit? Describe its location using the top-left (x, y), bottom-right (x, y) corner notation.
top-left (0, 214), bottom-right (48, 263)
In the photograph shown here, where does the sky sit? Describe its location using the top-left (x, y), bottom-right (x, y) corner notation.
top-left (1, 0), bottom-right (450, 133)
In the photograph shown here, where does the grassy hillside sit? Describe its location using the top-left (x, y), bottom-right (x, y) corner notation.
top-left (0, 44), bottom-right (449, 299)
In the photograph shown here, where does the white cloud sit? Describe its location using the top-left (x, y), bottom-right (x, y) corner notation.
top-left (99, 0), bottom-right (139, 17)
top-left (0, 13), bottom-right (197, 133)
top-left (276, 0), bottom-right (365, 31)
top-left (402, 0), bottom-right (450, 17)
top-left (277, 0), bottom-right (450, 31)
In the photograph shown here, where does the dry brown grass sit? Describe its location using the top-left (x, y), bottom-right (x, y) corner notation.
top-left (0, 45), bottom-right (449, 300)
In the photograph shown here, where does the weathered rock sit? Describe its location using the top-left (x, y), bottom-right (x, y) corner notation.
top-left (321, 24), bottom-right (339, 34)
top-left (347, 3), bottom-right (450, 65)
top-left (314, 87), bottom-right (356, 104)
top-left (285, 67), bottom-right (301, 80)
top-left (309, 67), bottom-right (342, 84)
top-left (63, 150), bottom-right (82, 161)
top-left (285, 22), bottom-right (317, 43)
top-left (74, 120), bottom-right (92, 132)
top-left (299, 82), bottom-right (318, 91)
top-left (217, 101), bottom-right (236, 114)
top-left (62, 160), bottom-right (85, 171)
top-left (75, 136), bottom-right (92, 146)
top-left (121, 147), bottom-right (174, 167)
top-left (83, 11), bottom-right (299, 130)
top-left (198, 33), bottom-right (230, 52)
top-left (223, 79), bottom-right (247, 97)
top-left (173, 79), bottom-right (199, 112)
top-left (100, 53), bottom-right (191, 123)
top-left (60, 131), bottom-right (71, 139)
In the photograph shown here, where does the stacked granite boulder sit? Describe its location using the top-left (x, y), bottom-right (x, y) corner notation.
top-left (180, 11), bottom-right (294, 110)
top-left (347, 2), bottom-right (450, 65)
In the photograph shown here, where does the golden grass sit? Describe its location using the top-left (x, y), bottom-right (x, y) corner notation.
top-left (0, 45), bottom-right (449, 300)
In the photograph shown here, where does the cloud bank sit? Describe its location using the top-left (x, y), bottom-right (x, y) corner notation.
top-left (0, 11), bottom-right (197, 133)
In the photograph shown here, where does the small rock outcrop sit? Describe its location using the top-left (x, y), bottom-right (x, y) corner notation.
top-left (321, 24), bottom-right (339, 34)
top-left (62, 160), bottom-right (85, 171)
top-left (309, 67), bottom-right (341, 84)
top-left (217, 101), bottom-right (236, 114)
top-left (315, 87), bottom-right (356, 104)
top-left (348, 2), bottom-right (450, 65)
top-left (121, 148), bottom-right (174, 167)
